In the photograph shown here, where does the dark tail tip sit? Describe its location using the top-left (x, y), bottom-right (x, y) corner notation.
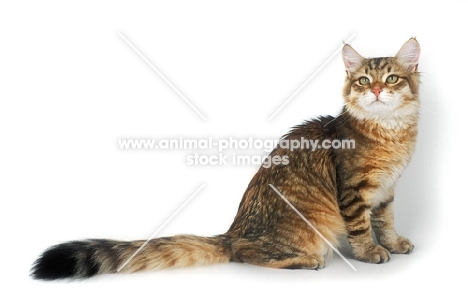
top-left (31, 242), bottom-right (99, 280)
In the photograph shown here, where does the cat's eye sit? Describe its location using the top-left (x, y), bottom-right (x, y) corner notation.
top-left (386, 75), bottom-right (399, 84)
top-left (358, 77), bottom-right (370, 85)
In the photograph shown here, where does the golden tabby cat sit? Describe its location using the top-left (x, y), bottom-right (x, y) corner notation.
top-left (32, 38), bottom-right (420, 279)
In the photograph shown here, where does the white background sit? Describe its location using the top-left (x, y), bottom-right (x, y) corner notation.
top-left (1, 1), bottom-right (465, 301)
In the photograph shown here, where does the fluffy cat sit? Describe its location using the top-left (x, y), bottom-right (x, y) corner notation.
top-left (31, 38), bottom-right (420, 279)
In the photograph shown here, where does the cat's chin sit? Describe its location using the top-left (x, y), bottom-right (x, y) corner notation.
top-left (363, 101), bottom-right (397, 114)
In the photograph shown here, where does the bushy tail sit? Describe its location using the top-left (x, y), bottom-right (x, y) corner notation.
top-left (31, 235), bottom-right (231, 280)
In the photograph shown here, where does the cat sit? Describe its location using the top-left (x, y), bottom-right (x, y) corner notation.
top-left (31, 38), bottom-right (420, 279)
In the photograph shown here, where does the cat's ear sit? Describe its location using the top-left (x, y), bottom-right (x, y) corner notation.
top-left (342, 44), bottom-right (364, 77)
top-left (395, 38), bottom-right (420, 72)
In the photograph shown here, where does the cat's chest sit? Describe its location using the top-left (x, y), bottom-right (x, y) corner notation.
top-left (361, 138), bottom-right (415, 206)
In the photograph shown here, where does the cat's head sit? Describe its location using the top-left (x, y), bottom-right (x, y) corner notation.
top-left (342, 38), bottom-right (420, 129)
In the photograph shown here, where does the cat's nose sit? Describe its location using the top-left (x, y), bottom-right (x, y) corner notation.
top-left (372, 86), bottom-right (382, 97)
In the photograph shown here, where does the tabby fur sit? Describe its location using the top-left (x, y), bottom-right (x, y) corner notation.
top-left (31, 38), bottom-right (420, 279)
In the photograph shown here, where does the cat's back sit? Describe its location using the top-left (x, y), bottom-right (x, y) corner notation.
top-left (283, 115), bottom-right (338, 142)
top-left (227, 115), bottom-right (341, 236)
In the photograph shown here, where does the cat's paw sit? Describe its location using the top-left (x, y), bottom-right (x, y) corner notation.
top-left (381, 236), bottom-right (414, 254)
top-left (306, 255), bottom-right (325, 270)
top-left (355, 245), bottom-right (391, 264)
top-left (283, 254), bottom-right (325, 270)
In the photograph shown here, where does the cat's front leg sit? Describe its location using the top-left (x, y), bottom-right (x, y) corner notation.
top-left (341, 190), bottom-right (391, 264)
top-left (371, 199), bottom-right (414, 254)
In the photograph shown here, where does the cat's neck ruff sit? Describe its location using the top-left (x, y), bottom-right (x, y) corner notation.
top-left (346, 101), bottom-right (419, 131)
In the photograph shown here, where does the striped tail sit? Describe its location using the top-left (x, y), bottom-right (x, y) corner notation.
top-left (31, 235), bottom-right (231, 280)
